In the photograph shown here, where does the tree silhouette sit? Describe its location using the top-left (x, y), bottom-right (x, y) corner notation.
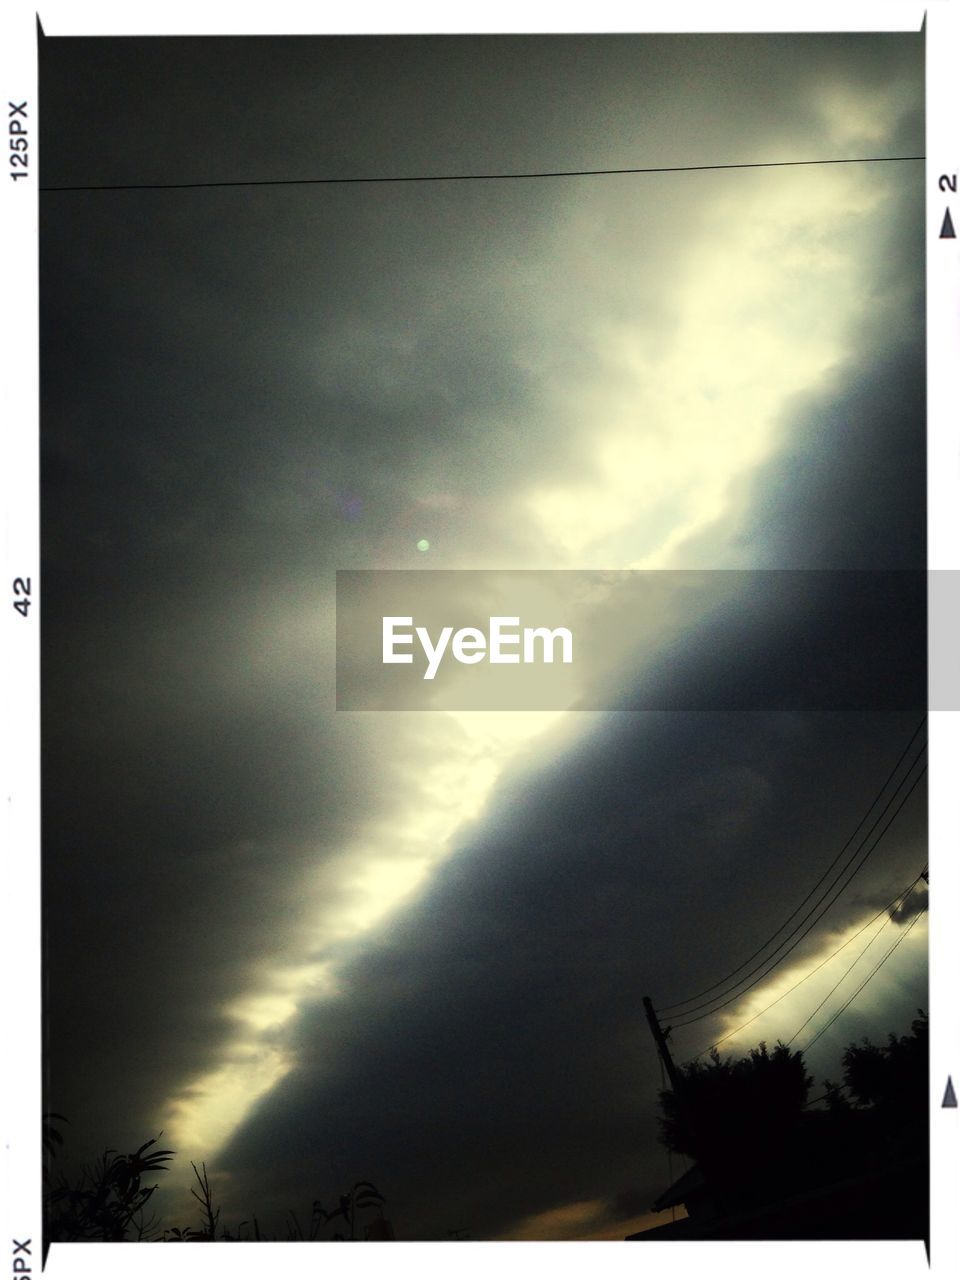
top-left (654, 1015), bottom-right (929, 1231)
top-left (658, 1041), bottom-right (811, 1170)
top-left (842, 1010), bottom-right (927, 1113)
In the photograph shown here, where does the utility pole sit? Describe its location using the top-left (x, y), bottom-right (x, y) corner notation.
top-left (644, 994), bottom-right (723, 1212)
top-left (643, 995), bottom-right (684, 1096)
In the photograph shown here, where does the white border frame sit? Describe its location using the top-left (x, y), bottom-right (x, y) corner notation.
top-left (2, 4), bottom-right (951, 1279)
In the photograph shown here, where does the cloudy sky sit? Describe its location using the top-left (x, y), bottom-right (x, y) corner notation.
top-left (40, 30), bottom-right (927, 1241)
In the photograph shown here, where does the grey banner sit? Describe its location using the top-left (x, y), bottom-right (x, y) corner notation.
top-left (335, 569), bottom-right (936, 712)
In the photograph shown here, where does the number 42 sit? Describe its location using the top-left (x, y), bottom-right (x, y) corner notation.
top-left (12, 577), bottom-right (31, 617)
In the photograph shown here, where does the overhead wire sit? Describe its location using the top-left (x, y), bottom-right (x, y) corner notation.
top-left (38, 154), bottom-right (924, 195)
top-left (788, 916), bottom-right (895, 1045)
top-left (802, 1084), bottom-right (851, 1110)
top-left (658, 717), bottom-right (926, 1017)
top-left (682, 869), bottom-right (927, 1063)
top-left (801, 908), bottom-right (927, 1052)
top-left (667, 757), bottom-right (926, 1027)
top-left (667, 760), bottom-right (926, 1027)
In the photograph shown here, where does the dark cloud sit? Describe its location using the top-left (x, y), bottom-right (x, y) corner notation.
top-left (217, 310), bottom-right (927, 1225)
top-left (889, 884), bottom-right (928, 925)
top-left (216, 710), bottom-right (925, 1238)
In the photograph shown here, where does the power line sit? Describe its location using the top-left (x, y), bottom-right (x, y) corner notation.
top-left (801, 908), bottom-right (926, 1053)
top-left (788, 915), bottom-right (894, 1045)
top-left (668, 759), bottom-right (926, 1028)
top-left (665, 755), bottom-right (927, 1025)
top-left (803, 1085), bottom-right (850, 1110)
top-left (38, 153), bottom-right (925, 195)
top-left (659, 718), bottom-right (926, 1016)
top-left (682, 870), bottom-right (926, 1063)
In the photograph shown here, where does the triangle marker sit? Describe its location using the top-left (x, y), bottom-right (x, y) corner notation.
top-left (940, 209), bottom-right (956, 239)
top-left (943, 1075), bottom-right (957, 1108)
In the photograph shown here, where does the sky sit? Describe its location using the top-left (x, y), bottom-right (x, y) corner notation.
top-left (39, 30), bottom-right (927, 1242)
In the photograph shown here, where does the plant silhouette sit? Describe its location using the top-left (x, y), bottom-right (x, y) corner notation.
top-left (44, 1124), bottom-right (388, 1247)
top-left (44, 1134), bottom-right (174, 1243)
